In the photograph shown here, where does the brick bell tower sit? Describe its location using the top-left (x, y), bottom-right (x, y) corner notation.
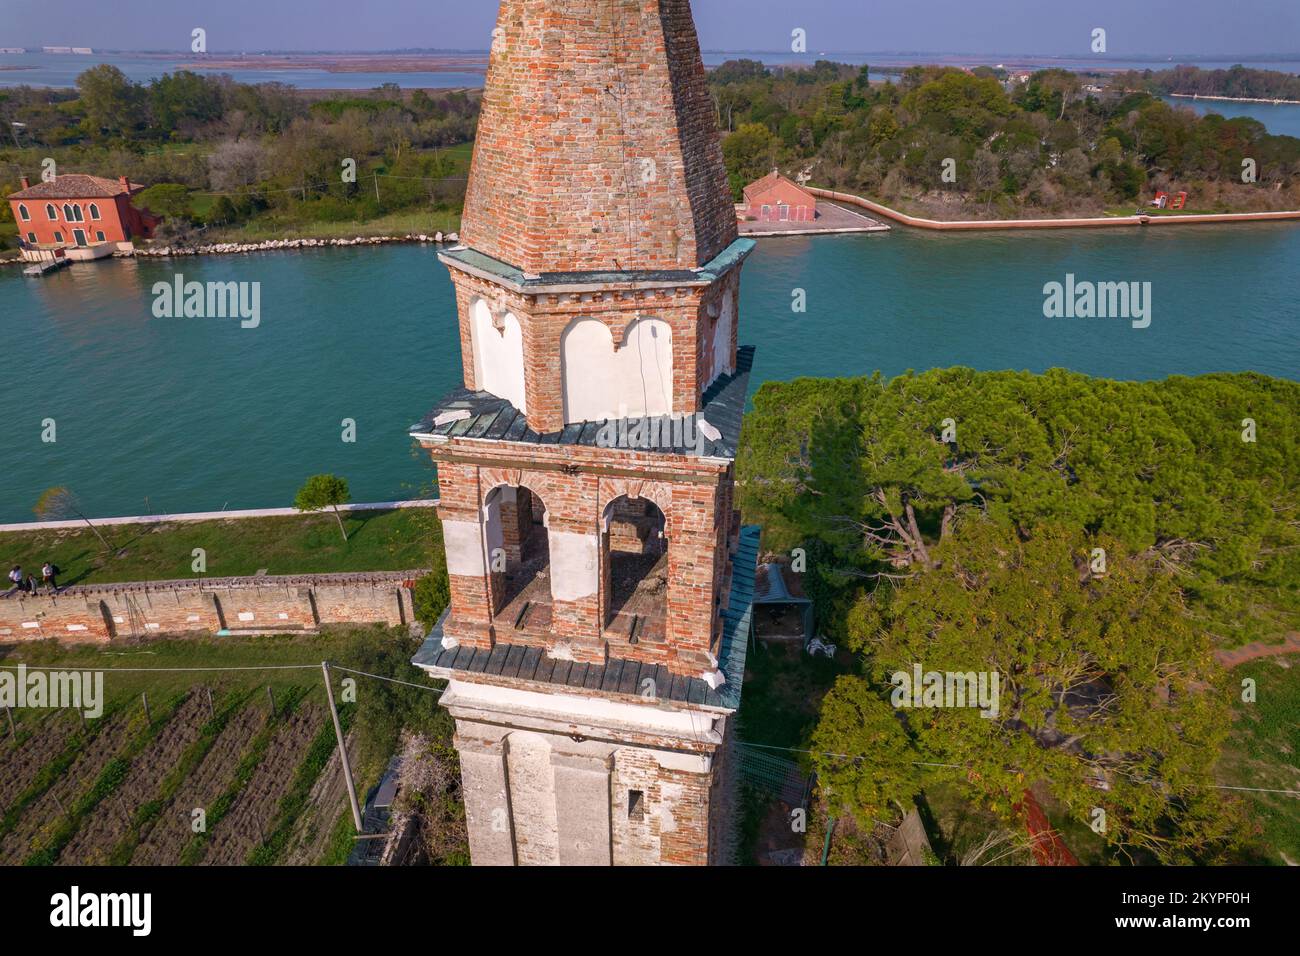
top-left (411, 0), bottom-right (759, 866)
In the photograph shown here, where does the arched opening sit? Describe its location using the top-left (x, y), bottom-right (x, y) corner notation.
top-left (45, 203), bottom-right (57, 220)
top-left (561, 316), bottom-right (673, 425)
top-left (18, 204), bottom-right (30, 221)
top-left (89, 203), bottom-right (101, 220)
top-left (483, 484), bottom-right (550, 636)
top-left (602, 495), bottom-right (668, 642)
top-left (469, 297), bottom-right (527, 413)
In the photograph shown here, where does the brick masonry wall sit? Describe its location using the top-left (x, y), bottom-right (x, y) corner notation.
top-left (0, 571), bottom-right (421, 643)
top-left (449, 266), bottom-right (742, 435)
top-left (461, 0), bottom-right (738, 276)
top-left (432, 443), bottom-right (732, 675)
top-left (612, 746), bottom-right (713, 865)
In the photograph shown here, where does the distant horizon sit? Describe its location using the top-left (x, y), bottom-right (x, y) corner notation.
top-left (8, 47), bottom-right (1300, 61)
top-left (5, 0), bottom-right (1297, 58)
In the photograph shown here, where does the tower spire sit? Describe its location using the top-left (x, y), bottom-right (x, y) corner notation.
top-left (412, 0), bottom-right (760, 866)
top-left (461, 0), bottom-right (738, 274)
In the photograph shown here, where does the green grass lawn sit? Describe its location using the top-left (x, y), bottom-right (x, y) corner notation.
top-left (0, 507), bottom-right (439, 588)
top-left (1220, 659), bottom-right (1300, 865)
top-left (203, 208), bottom-right (462, 244)
top-left (0, 628), bottom-right (397, 718)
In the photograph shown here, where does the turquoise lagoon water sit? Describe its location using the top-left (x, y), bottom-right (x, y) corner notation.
top-left (1, 223), bottom-right (1298, 523)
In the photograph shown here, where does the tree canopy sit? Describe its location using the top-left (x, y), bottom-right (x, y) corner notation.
top-left (738, 368), bottom-right (1298, 862)
top-left (709, 61), bottom-right (1300, 216)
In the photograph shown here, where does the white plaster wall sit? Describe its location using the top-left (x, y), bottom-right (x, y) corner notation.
top-left (709, 288), bottom-right (734, 386)
top-left (470, 298), bottom-right (528, 413)
top-left (561, 317), bottom-right (673, 424)
top-left (549, 530), bottom-right (599, 601)
top-left (442, 519), bottom-right (486, 577)
top-left (505, 730), bottom-right (560, 865)
top-left (482, 487), bottom-right (506, 568)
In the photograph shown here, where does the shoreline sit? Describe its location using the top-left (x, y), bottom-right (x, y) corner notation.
top-left (2, 231), bottom-right (460, 266)
top-left (1168, 92), bottom-right (1300, 105)
top-left (810, 187), bottom-right (1300, 231)
top-left (0, 498), bottom-right (438, 533)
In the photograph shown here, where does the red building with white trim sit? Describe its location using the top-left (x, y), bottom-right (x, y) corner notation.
top-left (8, 173), bottom-right (160, 255)
top-left (742, 169), bottom-right (817, 222)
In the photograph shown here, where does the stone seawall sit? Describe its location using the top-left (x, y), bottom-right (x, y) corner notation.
top-left (811, 186), bottom-right (1300, 230)
top-left (0, 571), bottom-right (427, 643)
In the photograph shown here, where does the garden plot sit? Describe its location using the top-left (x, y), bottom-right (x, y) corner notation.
top-left (200, 703), bottom-right (325, 865)
top-left (0, 711), bottom-right (139, 864)
top-left (58, 693), bottom-right (210, 864)
top-left (281, 730), bottom-right (357, 865)
top-left (131, 697), bottom-right (270, 865)
top-left (0, 712), bottom-right (77, 814)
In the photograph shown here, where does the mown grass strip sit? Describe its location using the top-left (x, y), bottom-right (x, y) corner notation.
top-left (178, 685), bottom-right (310, 866)
top-left (23, 694), bottom-right (187, 865)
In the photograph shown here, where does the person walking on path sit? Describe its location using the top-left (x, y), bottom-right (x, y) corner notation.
top-left (41, 561), bottom-right (60, 593)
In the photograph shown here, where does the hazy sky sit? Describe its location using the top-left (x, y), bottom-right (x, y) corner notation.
top-left (4, 0), bottom-right (1298, 55)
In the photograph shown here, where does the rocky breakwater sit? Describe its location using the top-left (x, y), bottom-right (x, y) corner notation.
top-left (125, 232), bottom-right (460, 258)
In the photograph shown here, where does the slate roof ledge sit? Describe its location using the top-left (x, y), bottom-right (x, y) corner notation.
top-left (438, 237), bottom-right (756, 295)
top-left (411, 346), bottom-right (755, 461)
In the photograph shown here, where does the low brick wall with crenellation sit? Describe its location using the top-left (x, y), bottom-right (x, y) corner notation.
top-left (0, 571), bottom-right (426, 643)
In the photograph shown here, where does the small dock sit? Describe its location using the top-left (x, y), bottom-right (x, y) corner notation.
top-left (22, 257), bottom-right (69, 277)
top-left (738, 200), bottom-right (890, 238)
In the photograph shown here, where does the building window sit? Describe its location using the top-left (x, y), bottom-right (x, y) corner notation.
top-left (73, 205), bottom-right (84, 222)
top-left (95, 230), bottom-right (106, 242)
top-left (46, 203), bottom-right (57, 220)
top-left (779, 203), bottom-right (790, 221)
top-left (88, 202), bottom-right (100, 220)
top-left (53, 231), bottom-right (64, 243)
top-left (761, 204), bottom-right (771, 220)
top-left (26, 232), bottom-right (36, 243)
top-left (63, 204), bottom-right (74, 221)
top-left (18, 203), bottom-right (30, 221)
top-left (627, 790), bottom-right (645, 820)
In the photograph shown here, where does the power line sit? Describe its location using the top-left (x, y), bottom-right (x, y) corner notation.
top-left (1, 662), bottom-right (1290, 796)
top-left (733, 740), bottom-right (1300, 797)
top-left (331, 664), bottom-right (445, 694)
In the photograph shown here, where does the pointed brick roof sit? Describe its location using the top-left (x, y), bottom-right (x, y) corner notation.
top-left (460, 0), bottom-right (738, 275)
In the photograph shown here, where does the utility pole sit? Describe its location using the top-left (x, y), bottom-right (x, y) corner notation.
top-left (321, 661), bottom-right (363, 831)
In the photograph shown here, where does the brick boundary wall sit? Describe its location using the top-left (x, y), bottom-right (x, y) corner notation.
top-left (0, 570), bottom-right (428, 644)
top-left (810, 187), bottom-right (1300, 231)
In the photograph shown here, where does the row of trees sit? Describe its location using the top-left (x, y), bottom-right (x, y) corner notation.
top-left (711, 61), bottom-right (1300, 217)
top-left (737, 368), bottom-right (1299, 862)
top-left (0, 68), bottom-right (480, 243)
top-left (1133, 64), bottom-right (1300, 102)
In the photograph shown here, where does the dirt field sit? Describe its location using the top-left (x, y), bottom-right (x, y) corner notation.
top-left (0, 712), bottom-right (76, 814)
top-left (282, 730), bottom-right (356, 866)
top-left (131, 698), bottom-right (269, 865)
top-left (200, 704), bottom-right (324, 865)
top-left (0, 711), bottom-right (139, 864)
top-left (58, 694), bottom-right (209, 864)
